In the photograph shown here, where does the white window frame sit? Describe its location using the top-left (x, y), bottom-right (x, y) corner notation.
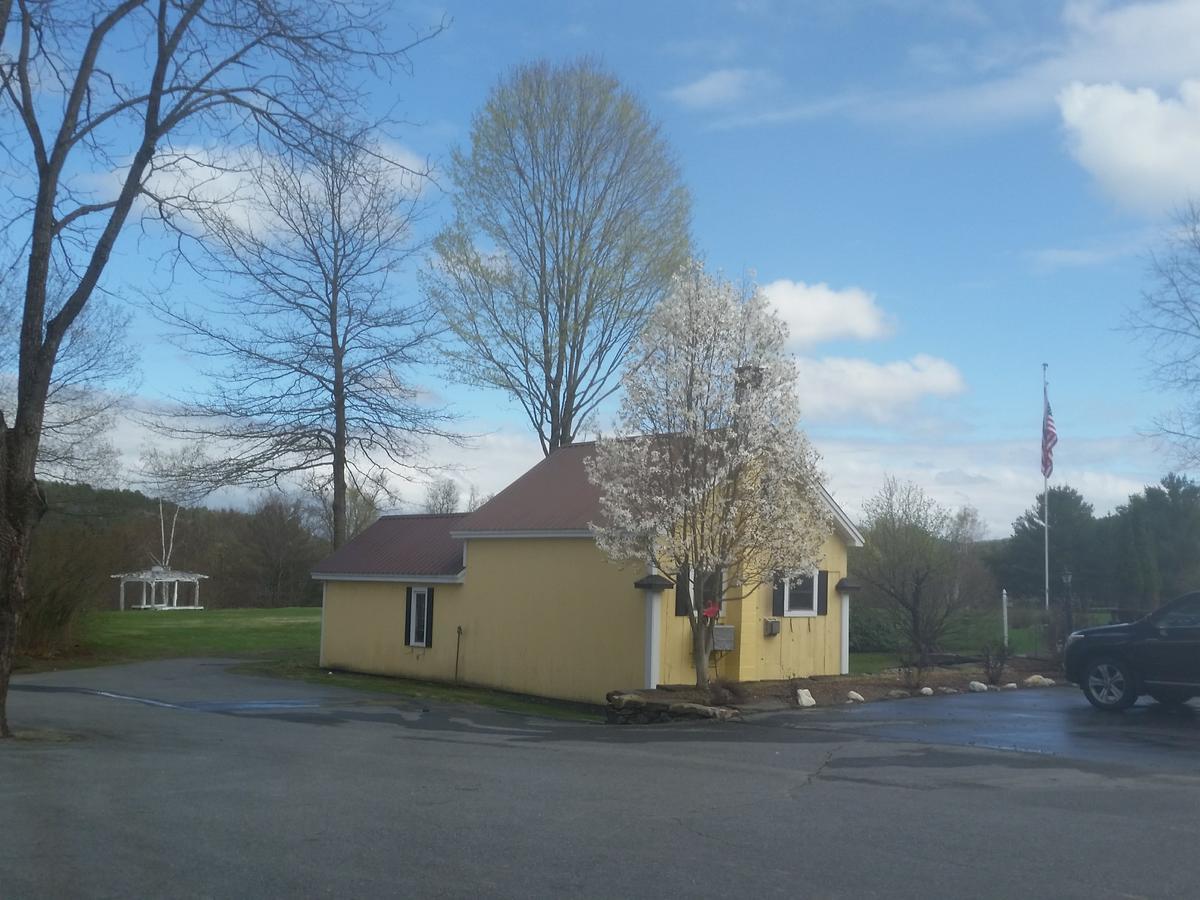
top-left (409, 586), bottom-right (430, 647)
top-left (783, 569), bottom-right (819, 618)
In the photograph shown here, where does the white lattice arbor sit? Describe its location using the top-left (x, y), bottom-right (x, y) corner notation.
top-left (112, 565), bottom-right (208, 611)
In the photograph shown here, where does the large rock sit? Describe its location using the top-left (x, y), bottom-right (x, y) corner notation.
top-left (887, 689), bottom-right (911, 699)
top-left (968, 681), bottom-right (989, 693)
top-left (919, 687), bottom-right (934, 696)
top-left (937, 686), bottom-right (959, 695)
top-left (1024, 675), bottom-right (1056, 687)
top-left (847, 690), bottom-right (866, 703)
top-left (796, 688), bottom-right (817, 708)
top-left (1002, 683), bottom-right (1018, 691)
top-left (610, 693), bottom-right (646, 709)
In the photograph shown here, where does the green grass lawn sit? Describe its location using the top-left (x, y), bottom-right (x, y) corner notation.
top-left (21, 607), bottom-right (597, 722)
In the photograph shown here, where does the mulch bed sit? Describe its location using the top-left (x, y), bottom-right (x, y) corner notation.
top-left (638, 657), bottom-right (1066, 710)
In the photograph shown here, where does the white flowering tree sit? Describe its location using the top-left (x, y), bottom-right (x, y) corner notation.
top-left (587, 261), bottom-right (829, 689)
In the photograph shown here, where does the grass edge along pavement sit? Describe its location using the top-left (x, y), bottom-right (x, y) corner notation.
top-left (19, 608), bottom-right (601, 724)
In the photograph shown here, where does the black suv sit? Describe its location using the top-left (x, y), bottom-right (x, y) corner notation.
top-left (1064, 592), bottom-right (1200, 710)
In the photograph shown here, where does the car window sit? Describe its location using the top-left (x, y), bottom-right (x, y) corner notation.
top-left (1160, 595), bottom-right (1200, 628)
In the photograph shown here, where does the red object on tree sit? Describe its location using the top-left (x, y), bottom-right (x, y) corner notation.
top-left (702, 600), bottom-right (720, 620)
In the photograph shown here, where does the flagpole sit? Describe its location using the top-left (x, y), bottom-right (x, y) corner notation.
top-left (1043, 363), bottom-right (1050, 613)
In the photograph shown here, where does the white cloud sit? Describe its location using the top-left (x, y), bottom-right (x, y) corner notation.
top-left (665, 68), bottom-right (773, 110)
top-left (1058, 80), bottom-right (1200, 215)
top-left (762, 279), bottom-right (892, 348)
top-left (795, 354), bottom-right (966, 424)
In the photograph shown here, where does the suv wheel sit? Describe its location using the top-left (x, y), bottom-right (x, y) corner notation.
top-left (1082, 657), bottom-right (1138, 711)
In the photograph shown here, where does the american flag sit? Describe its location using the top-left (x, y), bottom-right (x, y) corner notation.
top-left (1041, 386), bottom-right (1057, 478)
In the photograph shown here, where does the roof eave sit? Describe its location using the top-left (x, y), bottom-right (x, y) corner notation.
top-left (311, 570), bottom-right (465, 584)
top-left (449, 529), bottom-right (593, 540)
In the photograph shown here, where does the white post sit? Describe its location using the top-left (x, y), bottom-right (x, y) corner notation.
top-left (840, 593), bottom-right (850, 675)
top-left (195, 580), bottom-right (200, 608)
top-left (120, 580), bottom-right (126, 612)
top-left (1043, 477), bottom-right (1050, 612)
top-left (142, 580), bottom-right (148, 608)
top-left (644, 589), bottom-right (662, 690)
top-left (173, 580), bottom-right (179, 609)
top-left (1001, 588), bottom-right (1009, 648)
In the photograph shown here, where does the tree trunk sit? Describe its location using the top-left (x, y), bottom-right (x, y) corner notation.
top-left (691, 619), bottom-right (710, 691)
top-left (0, 451), bottom-right (42, 739)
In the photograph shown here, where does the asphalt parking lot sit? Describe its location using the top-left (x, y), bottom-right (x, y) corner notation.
top-left (4, 660), bottom-right (1200, 899)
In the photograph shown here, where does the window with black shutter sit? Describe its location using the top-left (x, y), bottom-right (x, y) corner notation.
top-left (407, 586), bottom-right (433, 647)
top-left (776, 569), bottom-right (827, 617)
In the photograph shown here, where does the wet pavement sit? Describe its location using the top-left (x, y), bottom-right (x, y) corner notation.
top-left (746, 685), bottom-right (1200, 774)
top-left (4, 660), bottom-right (1200, 899)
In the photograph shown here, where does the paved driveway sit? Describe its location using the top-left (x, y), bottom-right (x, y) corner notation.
top-left (4, 660), bottom-right (1200, 899)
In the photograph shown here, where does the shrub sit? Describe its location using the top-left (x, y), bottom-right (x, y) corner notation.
top-left (980, 640), bottom-right (1011, 685)
top-left (849, 606), bottom-right (900, 653)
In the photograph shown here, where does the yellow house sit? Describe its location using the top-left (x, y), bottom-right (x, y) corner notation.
top-left (314, 442), bottom-right (864, 705)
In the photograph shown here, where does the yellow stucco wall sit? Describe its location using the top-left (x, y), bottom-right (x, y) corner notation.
top-left (320, 538), bottom-right (645, 704)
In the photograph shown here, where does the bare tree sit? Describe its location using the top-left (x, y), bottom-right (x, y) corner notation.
top-left (854, 478), bottom-right (979, 669)
top-left (589, 262), bottom-right (828, 690)
top-left (423, 477), bottom-right (459, 515)
top-left (424, 58), bottom-right (691, 456)
top-left (0, 0), bottom-right (441, 736)
top-left (0, 288), bottom-right (133, 483)
top-left (1132, 202), bottom-right (1200, 463)
top-left (144, 128), bottom-right (456, 549)
top-left (465, 482), bottom-right (492, 512)
top-left (303, 470), bottom-right (385, 546)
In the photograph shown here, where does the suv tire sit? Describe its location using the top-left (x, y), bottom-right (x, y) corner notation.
top-left (1081, 656), bottom-right (1138, 711)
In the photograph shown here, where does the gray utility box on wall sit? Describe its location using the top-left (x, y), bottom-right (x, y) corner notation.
top-left (712, 625), bottom-right (736, 651)
top-left (763, 618), bottom-right (781, 637)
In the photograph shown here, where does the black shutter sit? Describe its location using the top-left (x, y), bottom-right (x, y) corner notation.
top-left (404, 586), bottom-right (413, 646)
top-left (772, 577), bottom-right (785, 617)
top-left (817, 570), bottom-right (829, 616)
top-left (425, 587), bottom-right (434, 648)
top-left (675, 565), bottom-right (690, 616)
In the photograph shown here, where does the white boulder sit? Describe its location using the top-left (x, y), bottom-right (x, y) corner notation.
top-left (796, 688), bottom-right (817, 708)
top-left (1002, 683), bottom-right (1018, 691)
top-left (847, 690), bottom-right (866, 703)
top-left (1023, 675), bottom-right (1056, 688)
top-left (968, 681), bottom-right (989, 693)
top-left (919, 687), bottom-right (934, 696)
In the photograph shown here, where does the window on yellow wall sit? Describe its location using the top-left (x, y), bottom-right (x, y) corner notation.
top-left (772, 570), bottom-right (829, 618)
top-left (406, 586), bottom-right (434, 647)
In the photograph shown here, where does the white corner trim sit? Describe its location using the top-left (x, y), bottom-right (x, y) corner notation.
top-left (449, 529), bottom-right (593, 540)
top-left (311, 571), bottom-right (464, 584)
top-left (840, 592), bottom-right (851, 675)
top-left (319, 582), bottom-right (327, 668)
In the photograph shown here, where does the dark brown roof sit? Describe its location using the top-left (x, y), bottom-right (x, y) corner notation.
top-left (456, 442), bottom-right (600, 533)
top-left (311, 513), bottom-right (467, 578)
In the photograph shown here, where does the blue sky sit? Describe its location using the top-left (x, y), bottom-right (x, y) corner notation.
top-left (102, 0), bottom-right (1200, 534)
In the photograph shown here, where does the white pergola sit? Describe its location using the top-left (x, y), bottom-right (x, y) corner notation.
top-left (112, 565), bottom-right (208, 611)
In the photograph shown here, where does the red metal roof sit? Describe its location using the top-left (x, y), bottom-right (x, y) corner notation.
top-left (456, 442), bottom-right (600, 533)
top-left (311, 513), bottom-right (467, 578)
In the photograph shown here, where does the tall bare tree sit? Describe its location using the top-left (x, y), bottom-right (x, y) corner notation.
top-left (0, 0), bottom-right (440, 737)
top-left (422, 476), bottom-right (458, 514)
top-left (424, 57), bottom-right (691, 456)
top-left (1, 288), bottom-right (133, 483)
top-left (144, 128), bottom-right (455, 548)
top-left (1132, 202), bottom-right (1200, 463)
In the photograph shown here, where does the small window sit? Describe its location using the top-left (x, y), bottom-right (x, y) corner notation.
top-left (409, 587), bottom-right (431, 647)
top-left (785, 571), bottom-right (818, 617)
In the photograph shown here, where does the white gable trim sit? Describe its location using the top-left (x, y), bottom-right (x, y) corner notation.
top-left (819, 484), bottom-right (865, 547)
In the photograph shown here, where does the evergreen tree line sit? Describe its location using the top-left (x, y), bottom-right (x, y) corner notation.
top-left (989, 474), bottom-right (1200, 616)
